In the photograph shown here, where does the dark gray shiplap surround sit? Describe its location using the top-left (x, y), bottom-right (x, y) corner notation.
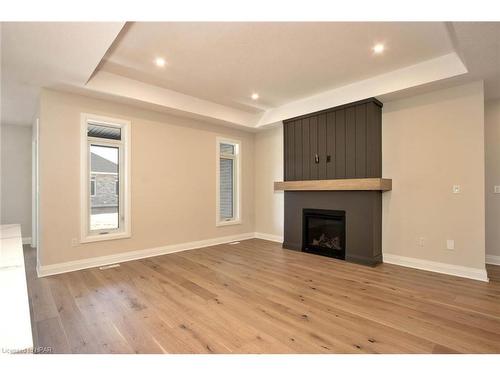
top-left (282, 98), bottom-right (383, 266)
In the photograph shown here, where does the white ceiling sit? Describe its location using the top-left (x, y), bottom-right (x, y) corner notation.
top-left (102, 22), bottom-right (454, 111)
top-left (1, 22), bottom-right (500, 129)
top-left (377, 22), bottom-right (500, 103)
top-left (451, 22), bottom-right (500, 100)
top-left (0, 22), bottom-right (124, 126)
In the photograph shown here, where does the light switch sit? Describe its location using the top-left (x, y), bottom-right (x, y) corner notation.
top-left (494, 186), bottom-right (500, 194)
top-left (452, 185), bottom-right (461, 194)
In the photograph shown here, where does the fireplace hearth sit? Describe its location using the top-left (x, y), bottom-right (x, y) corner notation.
top-left (303, 209), bottom-right (346, 260)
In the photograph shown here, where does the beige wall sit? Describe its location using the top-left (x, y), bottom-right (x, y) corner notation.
top-left (254, 126), bottom-right (284, 239)
top-left (39, 89), bottom-right (255, 266)
top-left (254, 81), bottom-right (486, 271)
top-left (485, 99), bottom-right (500, 260)
top-left (0, 124), bottom-right (32, 239)
top-left (382, 81), bottom-right (485, 270)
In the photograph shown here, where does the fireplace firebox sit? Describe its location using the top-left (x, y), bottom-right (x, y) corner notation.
top-left (302, 209), bottom-right (346, 260)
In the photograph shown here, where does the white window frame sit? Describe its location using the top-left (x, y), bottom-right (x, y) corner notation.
top-left (216, 137), bottom-right (241, 226)
top-left (80, 113), bottom-right (131, 243)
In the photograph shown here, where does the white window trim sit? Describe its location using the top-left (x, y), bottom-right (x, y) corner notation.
top-left (216, 137), bottom-right (241, 227)
top-left (80, 113), bottom-right (131, 243)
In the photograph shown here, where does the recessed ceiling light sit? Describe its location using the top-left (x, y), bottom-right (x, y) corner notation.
top-left (373, 43), bottom-right (385, 54)
top-left (154, 57), bottom-right (166, 67)
top-left (251, 93), bottom-right (259, 100)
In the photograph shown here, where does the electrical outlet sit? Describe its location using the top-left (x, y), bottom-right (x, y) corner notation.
top-left (494, 186), bottom-right (500, 194)
top-left (446, 239), bottom-right (455, 250)
top-left (71, 238), bottom-right (78, 247)
top-left (452, 185), bottom-right (461, 194)
top-left (417, 237), bottom-right (425, 247)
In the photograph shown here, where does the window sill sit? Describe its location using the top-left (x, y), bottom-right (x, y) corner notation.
top-left (216, 219), bottom-right (242, 227)
top-left (80, 231), bottom-right (131, 244)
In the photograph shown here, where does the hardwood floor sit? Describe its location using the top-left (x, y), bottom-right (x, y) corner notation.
top-left (24, 239), bottom-right (500, 354)
top-left (487, 264), bottom-right (500, 283)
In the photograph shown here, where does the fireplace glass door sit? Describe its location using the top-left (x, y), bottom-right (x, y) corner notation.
top-left (302, 209), bottom-right (346, 260)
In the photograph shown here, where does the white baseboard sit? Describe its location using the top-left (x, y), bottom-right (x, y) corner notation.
top-left (22, 237), bottom-right (31, 245)
top-left (36, 256), bottom-right (41, 278)
top-left (383, 253), bottom-right (489, 282)
top-left (254, 232), bottom-right (284, 243)
top-left (37, 232), bottom-right (255, 277)
top-left (486, 254), bottom-right (500, 266)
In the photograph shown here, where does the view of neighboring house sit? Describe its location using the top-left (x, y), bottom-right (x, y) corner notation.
top-left (90, 151), bottom-right (119, 230)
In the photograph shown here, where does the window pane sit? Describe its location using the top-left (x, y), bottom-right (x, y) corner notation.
top-left (88, 123), bottom-right (121, 140)
top-left (220, 143), bottom-right (234, 155)
top-left (220, 157), bottom-right (233, 219)
top-left (90, 144), bottom-right (119, 231)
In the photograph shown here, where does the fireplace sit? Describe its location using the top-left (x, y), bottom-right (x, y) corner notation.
top-left (280, 98), bottom-right (385, 266)
top-left (302, 208), bottom-right (346, 260)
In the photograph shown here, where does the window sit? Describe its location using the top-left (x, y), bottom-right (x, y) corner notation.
top-left (216, 137), bottom-right (241, 226)
top-left (80, 113), bottom-right (130, 243)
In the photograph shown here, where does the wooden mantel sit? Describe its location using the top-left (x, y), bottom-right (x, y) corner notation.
top-left (274, 178), bottom-right (392, 192)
